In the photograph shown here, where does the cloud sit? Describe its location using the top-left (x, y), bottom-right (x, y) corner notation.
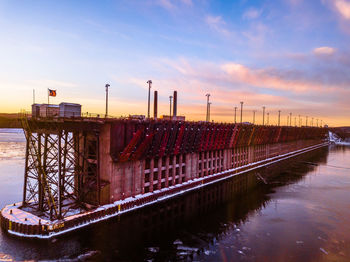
top-left (121, 55), bottom-right (350, 125)
top-left (242, 8), bottom-right (261, 20)
top-left (242, 22), bottom-right (270, 46)
top-left (205, 15), bottom-right (232, 37)
top-left (334, 0), bottom-right (350, 19)
top-left (221, 62), bottom-right (339, 93)
top-left (156, 0), bottom-right (192, 11)
top-left (313, 46), bottom-right (336, 55)
top-left (157, 0), bottom-right (175, 10)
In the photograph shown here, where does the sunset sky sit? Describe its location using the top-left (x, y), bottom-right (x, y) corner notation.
top-left (0, 0), bottom-right (350, 126)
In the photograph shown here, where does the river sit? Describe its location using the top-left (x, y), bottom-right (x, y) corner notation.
top-left (0, 128), bottom-right (349, 261)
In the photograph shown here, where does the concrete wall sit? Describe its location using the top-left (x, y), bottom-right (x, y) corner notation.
top-left (99, 124), bottom-right (323, 203)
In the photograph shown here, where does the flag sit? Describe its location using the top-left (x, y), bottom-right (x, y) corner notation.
top-left (48, 89), bottom-right (57, 97)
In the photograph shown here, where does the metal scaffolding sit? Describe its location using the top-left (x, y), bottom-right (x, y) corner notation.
top-left (21, 117), bottom-right (101, 220)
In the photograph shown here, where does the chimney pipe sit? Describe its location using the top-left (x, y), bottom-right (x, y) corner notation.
top-left (154, 90), bottom-right (158, 119)
top-left (173, 90), bottom-right (177, 117)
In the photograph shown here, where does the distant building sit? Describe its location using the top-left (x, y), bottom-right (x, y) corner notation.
top-left (59, 102), bottom-right (81, 118)
top-left (39, 104), bottom-right (59, 117)
top-left (161, 115), bottom-right (186, 121)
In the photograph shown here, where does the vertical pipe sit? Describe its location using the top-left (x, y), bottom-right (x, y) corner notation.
top-left (173, 91), bottom-right (177, 117)
top-left (205, 94), bottom-right (210, 122)
top-left (105, 84), bottom-right (110, 117)
top-left (154, 90), bottom-right (158, 119)
top-left (169, 96), bottom-right (173, 119)
top-left (147, 80), bottom-right (152, 119)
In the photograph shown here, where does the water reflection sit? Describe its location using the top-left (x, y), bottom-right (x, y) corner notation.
top-left (0, 130), bottom-right (350, 262)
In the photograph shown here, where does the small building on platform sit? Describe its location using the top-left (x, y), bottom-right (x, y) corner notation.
top-left (39, 104), bottom-right (59, 117)
top-left (59, 102), bottom-right (81, 118)
top-left (31, 104), bottom-right (41, 118)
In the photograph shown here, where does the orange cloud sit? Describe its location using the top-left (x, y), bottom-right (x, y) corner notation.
top-left (313, 46), bottom-right (336, 55)
top-left (221, 62), bottom-right (338, 93)
top-left (334, 0), bottom-right (350, 19)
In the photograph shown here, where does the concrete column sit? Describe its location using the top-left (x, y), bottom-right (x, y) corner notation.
top-left (185, 154), bottom-right (191, 181)
top-left (194, 153), bottom-right (199, 179)
top-left (157, 158), bottom-right (162, 190)
top-left (165, 156), bottom-right (169, 187)
top-left (232, 148), bottom-right (235, 168)
top-left (223, 150), bottom-right (227, 170)
top-left (212, 151), bottom-right (215, 174)
top-left (172, 156), bottom-right (176, 185)
top-left (141, 160), bottom-right (145, 194)
top-left (205, 151), bottom-right (209, 176)
top-left (150, 158), bottom-right (154, 192)
top-left (215, 151), bottom-right (218, 172)
top-left (199, 152), bottom-right (203, 178)
top-left (179, 154), bottom-right (183, 183)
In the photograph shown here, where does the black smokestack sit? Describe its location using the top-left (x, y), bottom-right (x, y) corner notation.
top-left (173, 90), bottom-right (177, 117)
top-left (154, 90), bottom-right (158, 119)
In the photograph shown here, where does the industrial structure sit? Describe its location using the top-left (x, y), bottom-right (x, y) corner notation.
top-left (0, 92), bottom-right (328, 238)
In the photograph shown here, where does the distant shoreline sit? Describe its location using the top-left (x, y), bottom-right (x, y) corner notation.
top-left (0, 113), bottom-right (21, 128)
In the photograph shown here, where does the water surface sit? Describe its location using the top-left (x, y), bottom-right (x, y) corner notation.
top-left (0, 129), bottom-right (349, 261)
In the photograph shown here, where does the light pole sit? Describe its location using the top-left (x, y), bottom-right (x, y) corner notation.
top-left (278, 110), bottom-right (281, 126)
top-left (240, 101), bottom-right (244, 123)
top-left (169, 95), bottom-right (173, 118)
top-left (298, 115), bottom-right (301, 127)
top-left (105, 84), bottom-right (110, 117)
top-left (206, 94), bottom-right (210, 122)
top-left (147, 80), bottom-right (152, 119)
top-left (312, 117), bottom-right (314, 127)
top-left (262, 106), bottom-right (266, 125)
top-left (294, 117), bottom-right (296, 127)
top-left (267, 112), bottom-right (269, 125)
top-left (234, 107), bottom-right (237, 123)
top-left (289, 112), bottom-right (292, 126)
top-left (316, 118), bottom-right (319, 127)
top-left (253, 110), bottom-right (256, 125)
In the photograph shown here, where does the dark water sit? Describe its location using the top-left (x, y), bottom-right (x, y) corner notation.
top-left (0, 129), bottom-right (350, 261)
